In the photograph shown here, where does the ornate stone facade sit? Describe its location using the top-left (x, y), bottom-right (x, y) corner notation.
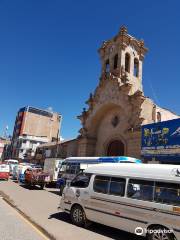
top-left (76, 26), bottom-right (178, 159)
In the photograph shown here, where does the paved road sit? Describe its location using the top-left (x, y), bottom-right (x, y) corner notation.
top-left (0, 179), bottom-right (144, 240)
top-left (0, 197), bottom-right (46, 240)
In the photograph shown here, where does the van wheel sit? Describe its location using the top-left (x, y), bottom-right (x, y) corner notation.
top-left (70, 205), bottom-right (86, 227)
top-left (147, 227), bottom-right (174, 240)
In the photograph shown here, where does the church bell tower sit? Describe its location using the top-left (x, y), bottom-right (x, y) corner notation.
top-left (98, 26), bottom-right (148, 95)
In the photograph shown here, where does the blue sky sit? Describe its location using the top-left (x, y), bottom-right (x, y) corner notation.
top-left (0, 0), bottom-right (179, 139)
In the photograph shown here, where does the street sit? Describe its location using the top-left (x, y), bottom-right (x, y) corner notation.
top-left (0, 2), bottom-right (179, 240)
top-left (0, 196), bottom-right (46, 240)
top-left (0, 179), bottom-right (144, 240)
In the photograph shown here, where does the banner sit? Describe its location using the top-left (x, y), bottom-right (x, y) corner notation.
top-left (141, 118), bottom-right (180, 161)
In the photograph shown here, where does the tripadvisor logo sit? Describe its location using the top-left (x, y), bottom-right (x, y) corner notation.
top-left (135, 227), bottom-right (144, 235)
top-left (135, 227), bottom-right (174, 235)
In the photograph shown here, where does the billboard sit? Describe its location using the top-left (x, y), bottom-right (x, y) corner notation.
top-left (141, 118), bottom-right (180, 162)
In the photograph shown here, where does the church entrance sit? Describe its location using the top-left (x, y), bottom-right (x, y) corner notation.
top-left (107, 140), bottom-right (125, 156)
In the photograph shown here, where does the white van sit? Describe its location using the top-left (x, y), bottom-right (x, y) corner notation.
top-left (60, 163), bottom-right (180, 240)
top-left (43, 158), bottom-right (63, 183)
top-left (57, 156), bottom-right (141, 194)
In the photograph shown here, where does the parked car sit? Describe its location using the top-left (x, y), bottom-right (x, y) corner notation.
top-left (24, 167), bottom-right (50, 189)
top-left (0, 164), bottom-right (10, 180)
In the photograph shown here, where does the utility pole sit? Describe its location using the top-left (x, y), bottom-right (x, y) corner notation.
top-left (56, 129), bottom-right (59, 158)
top-left (55, 115), bottom-right (62, 158)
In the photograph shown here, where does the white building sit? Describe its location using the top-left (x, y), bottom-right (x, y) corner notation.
top-left (13, 135), bottom-right (49, 159)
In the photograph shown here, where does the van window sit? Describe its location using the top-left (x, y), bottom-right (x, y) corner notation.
top-left (154, 182), bottom-right (180, 206)
top-left (127, 179), bottom-right (154, 201)
top-left (94, 176), bottom-right (110, 194)
top-left (71, 173), bottom-right (92, 188)
top-left (109, 177), bottom-right (126, 196)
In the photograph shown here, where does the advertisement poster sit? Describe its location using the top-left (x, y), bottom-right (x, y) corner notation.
top-left (141, 118), bottom-right (180, 162)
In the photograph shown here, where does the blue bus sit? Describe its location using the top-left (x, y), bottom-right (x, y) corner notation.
top-left (57, 156), bottom-right (142, 194)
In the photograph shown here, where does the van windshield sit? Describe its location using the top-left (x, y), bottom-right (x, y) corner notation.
top-left (71, 173), bottom-right (92, 188)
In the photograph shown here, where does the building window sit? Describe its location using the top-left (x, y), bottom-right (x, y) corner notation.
top-left (157, 112), bottom-right (161, 122)
top-left (125, 53), bottom-right (130, 73)
top-left (134, 58), bottom-right (139, 77)
top-left (113, 54), bottom-right (118, 69)
top-left (152, 105), bottom-right (156, 122)
top-left (105, 59), bottom-right (110, 73)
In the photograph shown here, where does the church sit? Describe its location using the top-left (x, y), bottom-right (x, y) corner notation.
top-left (73, 26), bottom-right (178, 159)
top-left (39, 26), bottom-right (178, 161)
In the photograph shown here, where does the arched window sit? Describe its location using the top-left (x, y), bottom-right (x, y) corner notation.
top-left (105, 59), bottom-right (110, 73)
top-left (157, 112), bottom-right (161, 122)
top-left (125, 53), bottom-right (130, 73)
top-left (134, 58), bottom-right (139, 77)
top-left (113, 54), bottom-right (118, 69)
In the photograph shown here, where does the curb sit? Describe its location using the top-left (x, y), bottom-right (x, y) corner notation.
top-left (0, 190), bottom-right (56, 240)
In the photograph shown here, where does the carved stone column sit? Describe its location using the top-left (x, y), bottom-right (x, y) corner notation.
top-left (77, 137), bottom-right (96, 156)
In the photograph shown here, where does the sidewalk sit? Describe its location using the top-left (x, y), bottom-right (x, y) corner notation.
top-left (0, 198), bottom-right (45, 240)
top-left (0, 180), bottom-right (131, 240)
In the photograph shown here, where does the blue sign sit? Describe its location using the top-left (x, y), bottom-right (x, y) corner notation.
top-left (141, 118), bottom-right (180, 162)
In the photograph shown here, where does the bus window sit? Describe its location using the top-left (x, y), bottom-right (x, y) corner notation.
top-left (93, 176), bottom-right (110, 194)
top-left (66, 163), bottom-right (71, 174)
top-left (154, 182), bottom-right (180, 206)
top-left (109, 177), bottom-right (126, 196)
top-left (69, 164), bottom-right (75, 174)
top-left (68, 163), bottom-right (79, 174)
top-left (127, 179), bottom-right (154, 201)
top-left (58, 162), bottom-right (82, 179)
top-left (75, 164), bottom-right (80, 174)
top-left (58, 161), bottom-right (63, 169)
top-left (60, 162), bottom-right (67, 173)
